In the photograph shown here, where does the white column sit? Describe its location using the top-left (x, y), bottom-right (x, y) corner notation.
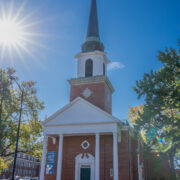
top-left (95, 133), bottom-right (100, 180)
top-left (56, 134), bottom-right (63, 180)
top-left (40, 135), bottom-right (48, 180)
top-left (113, 132), bottom-right (119, 180)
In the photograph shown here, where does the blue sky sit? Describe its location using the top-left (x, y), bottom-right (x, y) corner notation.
top-left (0, 0), bottom-right (179, 120)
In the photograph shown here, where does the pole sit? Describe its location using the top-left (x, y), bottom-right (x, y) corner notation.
top-left (11, 89), bottom-right (24, 180)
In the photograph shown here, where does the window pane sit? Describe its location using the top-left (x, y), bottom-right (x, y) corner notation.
top-left (85, 59), bottom-right (93, 77)
top-left (103, 63), bottom-right (105, 76)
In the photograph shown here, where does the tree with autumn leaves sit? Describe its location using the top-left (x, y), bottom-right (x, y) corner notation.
top-left (0, 68), bottom-right (44, 173)
top-left (128, 41), bottom-right (180, 179)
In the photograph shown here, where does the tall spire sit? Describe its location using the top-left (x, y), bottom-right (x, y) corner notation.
top-left (82, 0), bottom-right (104, 53)
top-left (87, 0), bottom-right (99, 38)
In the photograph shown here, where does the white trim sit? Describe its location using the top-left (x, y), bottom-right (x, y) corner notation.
top-left (81, 140), bottom-right (90, 150)
top-left (44, 123), bottom-right (118, 136)
top-left (95, 133), bottom-right (100, 180)
top-left (56, 135), bottom-right (63, 180)
top-left (75, 153), bottom-right (95, 180)
top-left (113, 133), bottom-right (118, 180)
top-left (75, 50), bottom-right (110, 64)
top-left (42, 97), bottom-right (120, 126)
top-left (45, 122), bottom-right (118, 127)
top-left (40, 135), bottom-right (47, 180)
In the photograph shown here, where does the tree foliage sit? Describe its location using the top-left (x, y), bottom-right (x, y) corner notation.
top-left (131, 42), bottom-right (180, 179)
top-left (0, 68), bottom-right (44, 170)
top-left (127, 105), bottom-right (144, 125)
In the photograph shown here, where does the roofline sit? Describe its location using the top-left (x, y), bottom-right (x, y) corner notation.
top-left (42, 97), bottom-right (121, 126)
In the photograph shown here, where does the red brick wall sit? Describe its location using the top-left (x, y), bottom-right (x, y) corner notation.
top-left (45, 137), bottom-right (59, 180)
top-left (70, 82), bottom-right (112, 114)
top-left (118, 131), bottom-right (130, 180)
top-left (100, 135), bottom-right (113, 180)
top-left (104, 83), bottom-right (112, 114)
top-left (45, 135), bottom-right (119, 180)
top-left (131, 136), bottom-right (138, 180)
top-left (61, 136), bottom-right (95, 180)
top-left (44, 134), bottom-right (141, 180)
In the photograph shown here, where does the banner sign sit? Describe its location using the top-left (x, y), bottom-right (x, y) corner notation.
top-left (46, 152), bottom-right (56, 174)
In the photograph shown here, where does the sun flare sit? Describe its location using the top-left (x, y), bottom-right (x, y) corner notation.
top-left (0, 1), bottom-right (46, 62)
top-left (0, 19), bottom-right (23, 46)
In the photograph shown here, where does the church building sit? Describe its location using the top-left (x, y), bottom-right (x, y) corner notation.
top-left (40, 0), bottom-right (144, 179)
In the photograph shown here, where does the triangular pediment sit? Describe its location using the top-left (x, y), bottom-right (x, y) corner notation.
top-left (43, 97), bottom-right (119, 126)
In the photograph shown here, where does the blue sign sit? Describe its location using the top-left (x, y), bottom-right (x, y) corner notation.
top-left (46, 152), bottom-right (56, 174)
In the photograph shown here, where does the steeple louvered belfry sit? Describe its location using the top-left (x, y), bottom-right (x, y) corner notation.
top-left (82, 0), bottom-right (104, 53)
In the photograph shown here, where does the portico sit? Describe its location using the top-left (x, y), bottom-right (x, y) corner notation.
top-left (40, 97), bottom-right (122, 180)
top-left (40, 132), bottom-right (120, 180)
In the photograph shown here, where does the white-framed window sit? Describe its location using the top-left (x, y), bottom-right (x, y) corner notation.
top-left (81, 140), bottom-right (90, 150)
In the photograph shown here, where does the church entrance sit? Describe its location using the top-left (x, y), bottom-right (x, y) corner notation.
top-left (80, 166), bottom-right (91, 180)
top-left (75, 153), bottom-right (94, 180)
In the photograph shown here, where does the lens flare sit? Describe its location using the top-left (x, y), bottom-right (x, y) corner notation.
top-left (157, 137), bottom-right (166, 145)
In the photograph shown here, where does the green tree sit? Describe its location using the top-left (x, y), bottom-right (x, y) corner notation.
top-left (132, 41), bottom-right (180, 180)
top-left (0, 68), bottom-right (44, 172)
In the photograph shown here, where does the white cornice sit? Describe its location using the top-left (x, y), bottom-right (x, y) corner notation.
top-left (68, 76), bottom-right (114, 93)
top-left (42, 97), bottom-right (120, 126)
top-left (75, 50), bottom-right (110, 64)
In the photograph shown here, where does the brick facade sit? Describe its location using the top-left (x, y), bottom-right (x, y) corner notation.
top-left (100, 135), bottom-right (113, 180)
top-left (0, 153), bottom-right (40, 179)
top-left (62, 136), bottom-right (95, 179)
top-left (44, 133), bottom-right (142, 180)
top-left (70, 82), bottom-right (112, 114)
top-left (45, 136), bottom-right (59, 180)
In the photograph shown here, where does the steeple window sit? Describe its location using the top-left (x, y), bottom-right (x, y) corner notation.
top-left (103, 63), bottom-right (105, 76)
top-left (85, 59), bottom-right (93, 77)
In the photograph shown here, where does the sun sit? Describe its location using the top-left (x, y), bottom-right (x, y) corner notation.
top-left (0, 19), bottom-right (23, 46)
top-left (0, 1), bottom-right (46, 62)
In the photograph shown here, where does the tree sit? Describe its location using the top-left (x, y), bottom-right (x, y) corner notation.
top-left (132, 41), bottom-right (180, 179)
top-left (0, 68), bottom-right (44, 172)
top-left (127, 105), bottom-right (144, 125)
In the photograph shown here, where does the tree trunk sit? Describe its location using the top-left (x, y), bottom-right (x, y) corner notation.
top-left (169, 153), bottom-right (177, 180)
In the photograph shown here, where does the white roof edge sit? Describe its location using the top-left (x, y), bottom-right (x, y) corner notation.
top-left (42, 97), bottom-right (121, 126)
top-left (75, 51), bottom-right (107, 58)
top-left (44, 121), bottom-right (117, 128)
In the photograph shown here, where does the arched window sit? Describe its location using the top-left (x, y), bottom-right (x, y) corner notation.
top-left (85, 59), bottom-right (93, 77)
top-left (103, 63), bottom-right (106, 76)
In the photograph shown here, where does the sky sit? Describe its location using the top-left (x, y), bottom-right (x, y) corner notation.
top-left (0, 0), bottom-right (179, 121)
